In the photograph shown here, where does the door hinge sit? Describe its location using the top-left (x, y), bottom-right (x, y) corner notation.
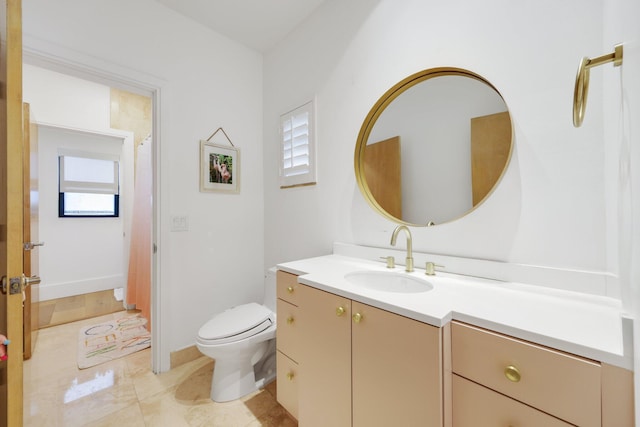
top-left (24, 241), bottom-right (45, 251)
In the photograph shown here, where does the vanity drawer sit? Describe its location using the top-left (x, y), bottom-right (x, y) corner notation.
top-left (451, 321), bottom-right (601, 427)
top-left (276, 351), bottom-right (299, 420)
top-left (276, 270), bottom-right (300, 306)
top-left (452, 374), bottom-right (572, 427)
top-left (276, 299), bottom-right (299, 361)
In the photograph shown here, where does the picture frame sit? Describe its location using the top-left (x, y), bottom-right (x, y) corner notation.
top-left (200, 140), bottom-right (240, 193)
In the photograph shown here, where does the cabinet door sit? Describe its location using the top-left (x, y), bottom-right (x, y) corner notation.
top-left (276, 351), bottom-right (299, 420)
top-left (298, 285), bottom-right (352, 427)
top-left (276, 299), bottom-right (299, 360)
top-left (352, 302), bottom-right (443, 427)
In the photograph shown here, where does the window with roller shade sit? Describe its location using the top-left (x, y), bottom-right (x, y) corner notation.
top-left (280, 100), bottom-right (316, 188)
top-left (58, 152), bottom-right (120, 217)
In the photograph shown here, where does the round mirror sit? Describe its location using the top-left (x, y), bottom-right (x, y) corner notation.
top-left (354, 67), bottom-right (513, 226)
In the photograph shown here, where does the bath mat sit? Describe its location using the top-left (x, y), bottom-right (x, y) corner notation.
top-left (77, 315), bottom-right (151, 369)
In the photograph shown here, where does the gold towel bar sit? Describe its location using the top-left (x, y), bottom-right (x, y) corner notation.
top-left (573, 43), bottom-right (623, 127)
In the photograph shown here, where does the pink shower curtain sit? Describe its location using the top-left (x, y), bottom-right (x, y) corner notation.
top-left (126, 136), bottom-right (152, 331)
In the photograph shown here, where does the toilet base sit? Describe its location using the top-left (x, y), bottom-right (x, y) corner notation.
top-left (209, 339), bottom-right (276, 402)
top-left (211, 360), bottom-right (258, 402)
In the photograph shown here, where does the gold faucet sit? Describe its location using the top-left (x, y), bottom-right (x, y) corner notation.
top-left (390, 225), bottom-right (413, 272)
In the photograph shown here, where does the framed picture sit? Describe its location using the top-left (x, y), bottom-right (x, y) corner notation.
top-left (200, 140), bottom-right (240, 193)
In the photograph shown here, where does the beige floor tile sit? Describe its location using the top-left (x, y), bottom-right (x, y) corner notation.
top-left (132, 355), bottom-right (212, 402)
top-left (50, 306), bottom-right (91, 326)
top-left (36, 301), bottom-right (56, 327)
top-left (85, 402), bottom-right (146, 427)
top-left (55, 294), bottom-right (86, 310)
top-left (185, 396), bottom-right (262, 427)
top-left (24, 312), bottom-right (295, 427)
top-left (59, 381), bottom-right (139, 426)
top-left (138, 386), bottom-right (194, 427)
top-left (174, 359), bottom-right (215, 403)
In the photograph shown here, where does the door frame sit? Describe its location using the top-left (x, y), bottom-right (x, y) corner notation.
top-left (22, 43), bottom-right (165, 373)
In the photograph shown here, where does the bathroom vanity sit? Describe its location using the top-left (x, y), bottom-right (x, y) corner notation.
top-left (275, 64), bottom-right (633, 426)
top-left (275, 254), bottom-right (633, 427)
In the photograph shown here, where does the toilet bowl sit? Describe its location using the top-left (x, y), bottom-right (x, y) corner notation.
top-left (196, 268), bottom-right (277, 402)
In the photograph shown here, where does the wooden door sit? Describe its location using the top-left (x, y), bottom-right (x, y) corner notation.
top-left (470, 111), bottom-right (511, 206)
top-left (298, 285), bottom-right (351, 427)
top-left (351, 302), bottom-right (443, 427)
top-left (23, 103), bottom-right (40, 359)
top-left (363, 136), bottom-right (402, 218)
top-left (0, 0), bottom-right (25, 425)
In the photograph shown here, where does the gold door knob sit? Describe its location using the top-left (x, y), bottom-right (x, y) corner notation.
top-left (287, 286), bottom-right (294, 293)
top-left (336, 306), bottom-right (346, 316)
top-left (352, 312), bottom-right (363, 323)
top-left (504, 365), bottom-right (521, 383)
top-left (286, 316), bottom-right (294, 325)
top-left (286, 372), bottom-right (295, 381)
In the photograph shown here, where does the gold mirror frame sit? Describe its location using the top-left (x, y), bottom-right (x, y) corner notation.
top-left (354, 67), bottom-right (513, 226)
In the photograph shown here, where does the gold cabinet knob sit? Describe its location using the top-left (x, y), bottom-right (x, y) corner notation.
top-left (287, 286), bottom-right (294, 293)
top-left (504, 365), bottom-right (521, 383)
top-left (352, 312), bottom-right (363, 323)
top-left (286, 372), bottom-right (295, 381)
top-left (286, 316), bottom-right (294, 325)
top-left (336, 306), bottom-right (346, 316)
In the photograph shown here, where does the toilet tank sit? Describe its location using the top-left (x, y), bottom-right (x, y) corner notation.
top-left (263, 267), bottom-right (277, 312)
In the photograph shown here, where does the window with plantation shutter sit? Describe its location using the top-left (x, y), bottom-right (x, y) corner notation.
top-left (280, 100), bottom-right (316, 188)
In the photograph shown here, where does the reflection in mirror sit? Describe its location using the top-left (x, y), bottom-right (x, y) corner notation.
top-left (355, 68), bottom-right (512, 226)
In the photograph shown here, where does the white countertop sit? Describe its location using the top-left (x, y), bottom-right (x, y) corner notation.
top-left (277, 254), bottom-right (632, 369)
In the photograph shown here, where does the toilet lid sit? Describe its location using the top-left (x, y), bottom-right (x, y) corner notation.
top-left (198, 302), bottom-right (274, 344)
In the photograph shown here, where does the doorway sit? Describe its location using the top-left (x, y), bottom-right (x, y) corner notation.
top-left (21, 56), bottom-right (161, 371)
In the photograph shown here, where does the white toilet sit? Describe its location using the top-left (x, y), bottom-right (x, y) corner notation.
top-left (196, 268), bottom-right (277, 402)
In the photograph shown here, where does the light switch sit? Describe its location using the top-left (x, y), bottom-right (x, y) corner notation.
top-left (171, 215), bottom-right (188, 232)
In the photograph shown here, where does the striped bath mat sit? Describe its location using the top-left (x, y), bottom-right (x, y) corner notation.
top-left (77, 315), bottom-right (151, 369)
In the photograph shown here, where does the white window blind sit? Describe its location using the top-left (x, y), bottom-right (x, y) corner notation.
top-left (59, 154), bottom-right (119, 195)
top-left (280, 101), bottom-right (316, 188)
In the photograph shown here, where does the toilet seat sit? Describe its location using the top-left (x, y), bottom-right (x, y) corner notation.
top-left (197, 302), bottom-right (274, 345)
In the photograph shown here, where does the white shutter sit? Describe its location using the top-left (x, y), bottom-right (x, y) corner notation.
top-left (280, 101), bottom-right (316, 188)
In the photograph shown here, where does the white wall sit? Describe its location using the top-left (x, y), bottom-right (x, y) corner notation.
top-left (23, 65), bottom-right (111, 130)
top-left (263, 0), bottom-right (608, 290)
top-left (22, 0), bottom-right (264, 371)
top-left (602, 0), bottom-right (640, 421)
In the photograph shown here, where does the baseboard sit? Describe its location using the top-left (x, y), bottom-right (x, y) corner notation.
top-left (37, 275), bottom-right (125, 302)
top-left (170, 345), bottom-right (202, 369)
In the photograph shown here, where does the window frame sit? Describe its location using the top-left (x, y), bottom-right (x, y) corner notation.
top-left (58, 150), bottom-right (121, 218)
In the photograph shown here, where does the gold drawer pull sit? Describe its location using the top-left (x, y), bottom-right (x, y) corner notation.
top-left (286, 372), bottom-right (295, 381)
top-left (352, 312), bottom-right (363, 323)
top-left (336, 306), bottom-right (346, 316)
top-left (286, 316), bottom-right (294, 325)
top-left (504, 365), bottom-right (521, 383)
top-left (287, 286), bottom-right (294, 293)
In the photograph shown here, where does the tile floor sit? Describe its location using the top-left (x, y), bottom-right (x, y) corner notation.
top-left (35, 289), bottom-right (125, 329)
top-left (23, 311), bottom-right (297, 426)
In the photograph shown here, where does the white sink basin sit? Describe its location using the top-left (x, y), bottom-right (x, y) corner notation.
top-left (344, 270), bottom-right (433, 293)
